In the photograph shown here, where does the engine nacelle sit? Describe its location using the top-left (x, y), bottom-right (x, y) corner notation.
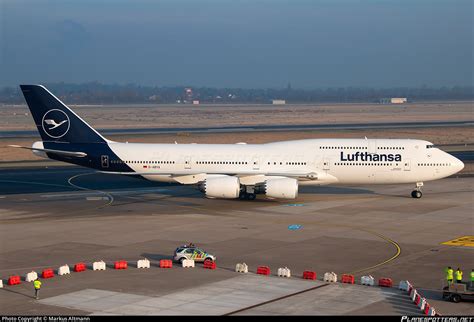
top-left (262, 178), bottom-right (298, 199)
top-left (198, 176), bottom-right (240, 199)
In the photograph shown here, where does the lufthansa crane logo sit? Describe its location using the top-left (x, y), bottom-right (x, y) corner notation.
top-left (42, 109), bottom-right (70, 138)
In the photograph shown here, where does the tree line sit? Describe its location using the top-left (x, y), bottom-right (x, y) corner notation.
top-left (0, 82), bottom-right (472, 104)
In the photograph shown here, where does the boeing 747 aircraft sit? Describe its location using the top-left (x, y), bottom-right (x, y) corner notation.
top-left (11, 85), bottom-right (464, 200)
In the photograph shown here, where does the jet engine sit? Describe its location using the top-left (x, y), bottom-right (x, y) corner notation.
top-left (198, 176), bottom-right (240, 199)
top-left (261, 178), bottom-right (298, 199)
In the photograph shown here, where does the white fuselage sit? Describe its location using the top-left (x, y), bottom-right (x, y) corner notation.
top-left (106, 138), bottom-right (464, 186)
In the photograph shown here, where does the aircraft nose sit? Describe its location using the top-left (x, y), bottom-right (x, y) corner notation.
top-left (451, 155), bottom-right (464, 173)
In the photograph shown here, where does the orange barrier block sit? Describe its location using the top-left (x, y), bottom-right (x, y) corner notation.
top-left (159, 259), bottom-right (173, 268)
top-left (414, 294), bottom-right (421, 305)
top-left (257, 266), bottom-right (271, 276)
top-left (341, 274), bottom-right (355, 284)
top-left (114, 260), bottom-right (128, 270)
top-left (74, 263), bottom-right (86, 272)
top-left (8, 275), bottom-right (21, 285)
top-left (424, 303), bottom-right (431, 315)
top-left (303, 271), bottom-right (317, 280)
top-left (203, 259), bottom-right (216, 270)
top-left (42, 268), bottom-right (54, 279)
top-left (378, 277), bottom-right (393, 288)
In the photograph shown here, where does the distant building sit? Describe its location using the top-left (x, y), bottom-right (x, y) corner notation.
top-left (192, 100), bottom-right (200, 105)
top-left (272, 99), bottom-right (286, 105)
top-left (380, 98), bottom-right (408, 104)
top-left (184, 88), bottom-right (193, 102)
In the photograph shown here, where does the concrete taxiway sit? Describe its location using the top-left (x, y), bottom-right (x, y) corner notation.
top-left (0, 166), bottom-right (472, 315)
top-left (1, 120), bottom-right (473, 138)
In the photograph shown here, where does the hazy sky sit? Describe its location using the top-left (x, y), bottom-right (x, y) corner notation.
top-left (0, 0), bottom-right (472, 88)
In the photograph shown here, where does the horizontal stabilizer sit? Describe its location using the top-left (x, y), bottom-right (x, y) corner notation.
top-left (8, 145), bottom-right (88, 158)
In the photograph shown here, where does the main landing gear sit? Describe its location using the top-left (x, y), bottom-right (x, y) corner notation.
top-left (239, 186), bottom-right (257, 200)
top-left (411, 182), bottom-right (423, 199)
top-left (239, 192), bottom-right (256, 200)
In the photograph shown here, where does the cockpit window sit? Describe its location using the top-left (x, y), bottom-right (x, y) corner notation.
top-left (426, 145), bottom-right (437, 149)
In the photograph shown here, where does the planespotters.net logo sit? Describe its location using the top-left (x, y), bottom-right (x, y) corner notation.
top-left (41, 109), bottom-right (70, 138)
top-left (402, 317), bottom-right (473, 322)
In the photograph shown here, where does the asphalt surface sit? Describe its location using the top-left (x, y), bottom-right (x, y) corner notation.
top-left (1, 120), bottom-right (473, 138)
top-left (0, 166), bottom-right (473, 315)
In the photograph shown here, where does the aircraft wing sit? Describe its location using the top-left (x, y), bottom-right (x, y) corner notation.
top-left (8, 145), bottom-right (88, 158)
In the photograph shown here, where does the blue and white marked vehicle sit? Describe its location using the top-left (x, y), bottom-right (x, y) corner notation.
top-left (12, 85), bottom-right (464, 200)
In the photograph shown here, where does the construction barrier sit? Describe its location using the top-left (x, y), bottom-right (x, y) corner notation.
top-left (303, 271), bottom-right (317, 280)
top-left (257, 266), bottom-right (271, 276)
top-left (277, 267), bottom-right (291, 278)
top-left (323, 272), bottom-right (337, 283)
top-left (424, 302), bottom-right (431, 315)
top-left (25, 271), bottom-right (38, 282)
top-left (93, 261), bottom-right (106, 271)
top-left (414, 294), bottom-right (421, 305)
top-left (114, 260), bottom-right (128, 270)
top-left (418, 297), bottom-right (426, 310)
top-left (341, 274), bottom-right (355, 284)
top-left (58, 265), bottom-right (70, 276)
top-left (137, 259), bottom-right (151, 269)
top-left (399, 280), bottom-right (410, 291)
top-left (42, 268), bottom-right (54, 279)
top-left (378, 277), bottom-right (393, 288)
top-left (159, 259), bottom-right (173, 268)
top-left (361, 275), bottom-right (375, 286)
top-left (235, 263), bottom-right (248, 273)
top-left (74, 263), bottom-right (86, 272)
top-left (181, 259), bottom-right (195, 268)
top-left (203, 260), bottom-right (216, 270)
top-left (428, 307), bottom-right (436, 316)
top-left (8, 275), bottom-right (21, 285)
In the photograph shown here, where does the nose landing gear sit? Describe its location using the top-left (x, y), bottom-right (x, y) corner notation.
top-left (411, 182), bottom-right (423, 199)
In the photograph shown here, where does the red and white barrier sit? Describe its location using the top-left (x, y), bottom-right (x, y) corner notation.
top-left (303, 271), bottom-right (317, 280)
top-left (25, 271), bottom-right (38, 282)
top-left (93, 260), bottom-right (106, 271)
top-left (257, 266), bottom-right (271, 276)
top-left (235, 263), bottom-right (248, 273)
top-left (399, 280), bottom-right (410, 291)
top-left (58, 265), bottom-right (70, 276)
top-left (323, 272), bottom-right (337, 283)
top-left (277, 267), bottom-right (291, 278)
top-left (418, 297), bottom-right (426, 310)
top-left (361, 275), bottom-right (375, 286)
top-left (137, 259), bottom-right (151, 269)
top-left (428, 307), bottom-right (436, 316)
top-left (42, 268), bottom-right (54, 279)
top-left (181, 259), bottom-right (194, 268)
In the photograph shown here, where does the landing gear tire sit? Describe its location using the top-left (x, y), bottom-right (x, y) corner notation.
top-left (247, 193), bottom-right (256, 200)
top-left (411, 190), bottom-right (422, 199)
top-left (239, 192), bottom-right (256, 200)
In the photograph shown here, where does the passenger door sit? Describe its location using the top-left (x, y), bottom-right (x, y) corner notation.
top-left (323, 158), bottom-right (330, 171)
top-left (184, 156), bottom-right (191, 169)
top-left (404, 159), bottom-right (411, 171)
top-left (101, 155), bottom-right (109, 168)
top-left (252, 156), bottom-right (260, 170)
